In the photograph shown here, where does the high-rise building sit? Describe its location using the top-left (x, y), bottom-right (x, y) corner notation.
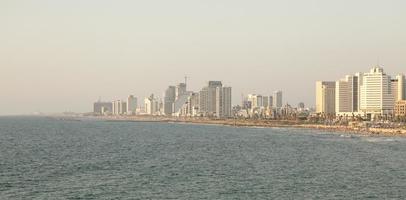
top-left (273, 90), bottom-right (283, 109)
top-left (164, 86), bottom-right (176, 115)
top-left (176, 83), bottom-right (187, 100)
top-left (144, 94), bottom-right (158, 115)
top-left (111, 100), bottom-right (126, 115)
top-left (173, 91), bottom-right (192, 115)
top-left (269, 96), bottom-right (273, 107)
top-left (184, 92), bottom-right (200, 116)
top-left (199, 81), bottom-right (223, 116)
top-left (392, 74), bottom-right (405, 101)
top-left (198, 81), bottom-right (231, 117)
top-left (127, 95), bottom-right (137, 115)
top-left (335, 74), bottom-right (361, 114)
top-left (316, 81), bottom-right (336, 114)
top-left (263, 96), bottom-right (269, 108)
top-left (216, 87), bottom-right (232, 118)
top-left (247, 94), bottom-right (263, 108)
top-left (360, 67), bottom-right (394, 115)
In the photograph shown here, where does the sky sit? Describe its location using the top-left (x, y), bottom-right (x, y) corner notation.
top-left (1, 0), bottom-right (406, 115)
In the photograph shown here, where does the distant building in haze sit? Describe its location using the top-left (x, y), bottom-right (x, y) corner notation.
top-left (273, 90), bottom-right (283, 109)
top-left (93, 101), bottom-right (112, 115)
top-left (164, 86), bottom-right (176, 115)
top-left (198, 81), bottom-right (232, 118)
top-left (127, 95), bottom-right (137, 115)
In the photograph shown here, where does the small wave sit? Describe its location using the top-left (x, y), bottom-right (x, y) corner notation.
top-left (362, 137), bottom-right (397, 143)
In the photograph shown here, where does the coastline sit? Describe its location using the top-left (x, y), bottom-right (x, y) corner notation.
top-left (79, 115), bottom-right (406, 137)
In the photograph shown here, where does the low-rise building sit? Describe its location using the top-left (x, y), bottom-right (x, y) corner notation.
top-left (394, 100), bottom-right (406, 116)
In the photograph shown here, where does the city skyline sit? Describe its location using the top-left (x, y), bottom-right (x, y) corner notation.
top-left (2, 0), bottom-right (406, 115)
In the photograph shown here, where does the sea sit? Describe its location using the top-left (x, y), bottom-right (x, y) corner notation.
top-left (0, 116), bottom-right (405, 199)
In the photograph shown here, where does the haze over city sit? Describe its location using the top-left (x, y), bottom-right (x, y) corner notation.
top-left (2, 0), bottom-right (406, 115)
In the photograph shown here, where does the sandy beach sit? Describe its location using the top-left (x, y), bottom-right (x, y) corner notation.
top-left (86, 115), bottom-right (406, 137)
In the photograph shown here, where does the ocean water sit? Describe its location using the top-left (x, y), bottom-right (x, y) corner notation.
top-left (0, 117), bottom-right (405, 199)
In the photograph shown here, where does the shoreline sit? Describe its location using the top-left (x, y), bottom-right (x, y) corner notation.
top-left (80, 115), bottom-right (406, 137)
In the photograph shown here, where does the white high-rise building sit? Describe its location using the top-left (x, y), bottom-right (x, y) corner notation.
top-left (273, 91), bottom-right (283, 109)
top-left (316, 81), bottom-right (336, 114)
top-left (144, 94), bottom-right (159, 115)
top-left (392, 74), bottom-right (405, 101)
top-left (127, 95), bottom-right (137, 115)
top-left (360, 67), bottom-right (394, 115)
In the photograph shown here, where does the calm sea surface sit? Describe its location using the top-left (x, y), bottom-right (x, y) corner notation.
top-left (0, 117), bottom-right (405, 199)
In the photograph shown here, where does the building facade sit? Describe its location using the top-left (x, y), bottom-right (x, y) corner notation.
top-left (360, 67), bottom-right (394, 115)
top-left (316, 81), bottom-right (336, 114)
top-left (127, 95), bottom-right (137, 115)
top-left (394, 100), bottom-right (406, 116)
top-left (273, 91), bottom-right (283, 109)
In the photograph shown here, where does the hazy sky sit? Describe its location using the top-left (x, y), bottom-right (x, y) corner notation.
top-left (1, 0), bottom-right (406, 115)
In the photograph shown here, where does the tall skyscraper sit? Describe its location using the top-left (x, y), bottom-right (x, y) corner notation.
top-left (269, 96), bottom-right (273, 107)
top-left (198, 81), bottom-right (231, 117)
top-left (164, 86), bottom-right (176, 115)
top-left (335, 74), bottom-right (361, 114)
top-left (273, 90), bottom-right (283, 109)
top-left (144, 94), bottom-right (158, 115)
top-left (316, 81), bottom-right (336, 114)
top-left (127, 95), bottom-right (137, 115)
top-left (360, 67), bottom-right (394, 115)
top-left (393, 74), bottom-right (406, 101)
top-left (262, 96), bottom-right (270, 108)
top-left (176, 83), bottom-right (187, 100)
top-left (216, 87), bottom-right (232, 118)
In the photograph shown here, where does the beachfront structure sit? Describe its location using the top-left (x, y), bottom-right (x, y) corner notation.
top-left (316, 81), bottom-right (336, 115)
top-left (126, 95), bottom-right (137, 115)
top-left (394, 100), bottom-right (406, 117)
top-left (359, 67), bottom-right (394, 116)
top-left (335, 74), bottom-right (361, 114)
top-left (273, 91), bottom-right (283, 109)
